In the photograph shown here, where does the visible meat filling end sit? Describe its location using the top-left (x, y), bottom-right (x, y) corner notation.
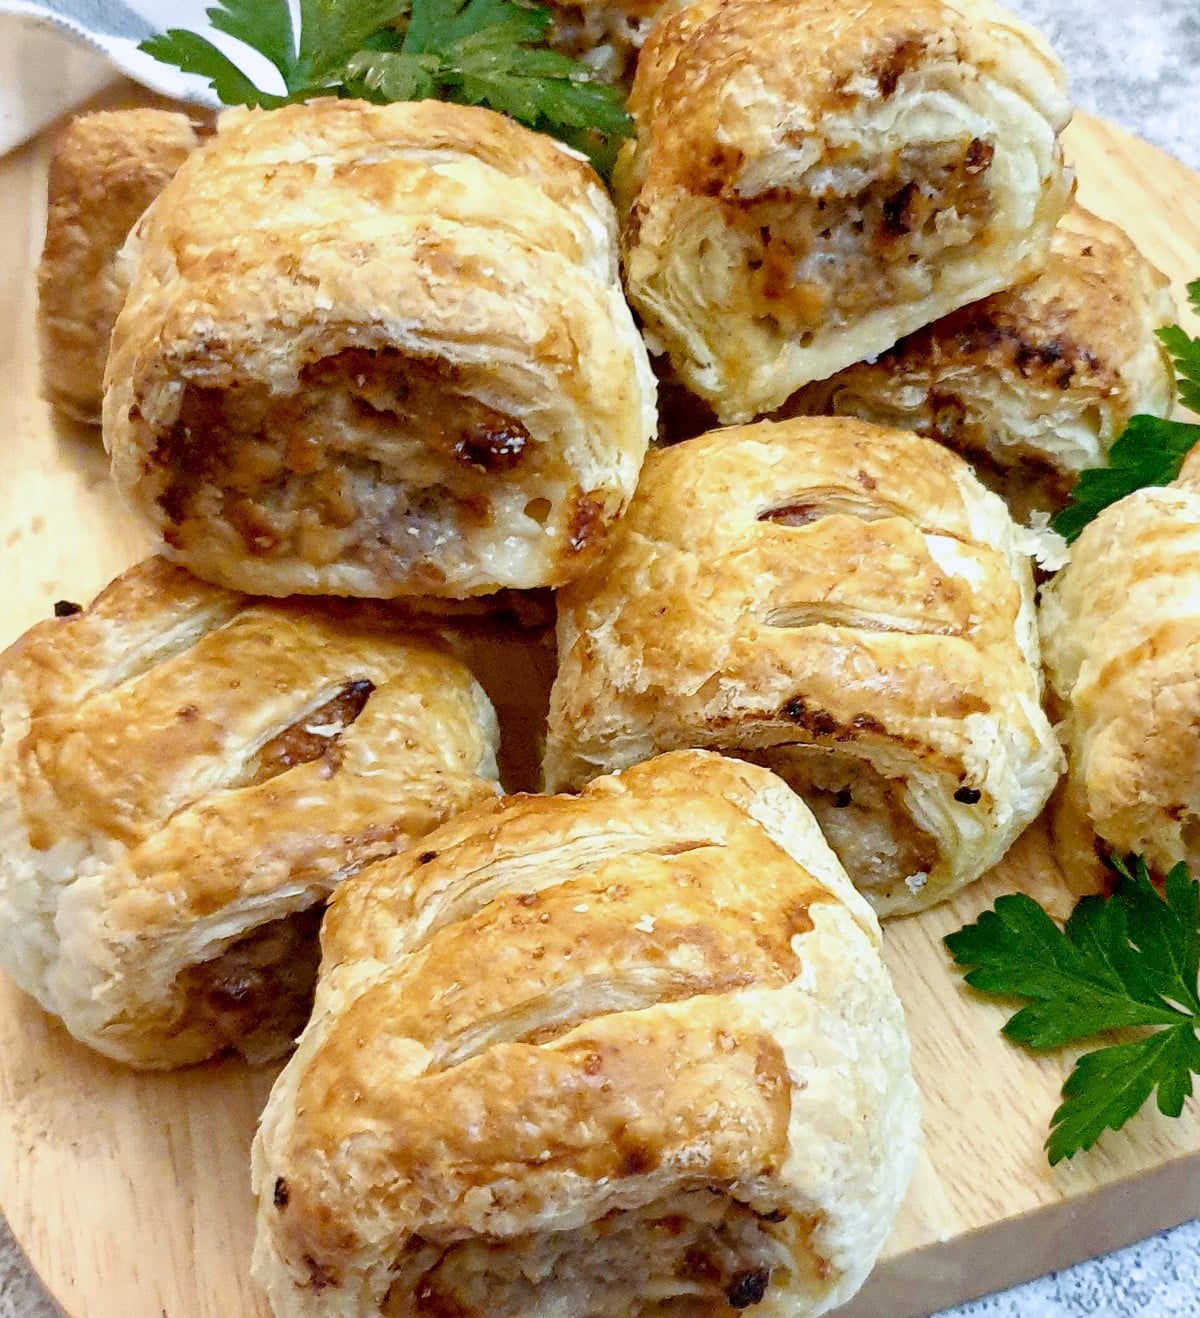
top-left (173, 903), bottom-right (324, 1061)
top-left (148, 348), bottom-right (543, 568)
top-left (245, 679), bottom-right (375, 785)
top-left (755, 746), bottom-right (938, 895)
top-left (723, 136), bottom-right (996, 338)
top-left (383, 1189), bottom-right (821, 1316)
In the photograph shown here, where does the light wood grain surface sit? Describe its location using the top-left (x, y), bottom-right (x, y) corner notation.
top-left (1, 104), bottom-right (1199, 1318)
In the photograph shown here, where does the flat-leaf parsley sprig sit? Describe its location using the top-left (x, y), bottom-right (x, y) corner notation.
top-left (140, 0), bottom-right (633, 174)
top-left (944, 856), bottom-right (1200, 1165)
top-left (1053, 278), bottom-right (1200, 542)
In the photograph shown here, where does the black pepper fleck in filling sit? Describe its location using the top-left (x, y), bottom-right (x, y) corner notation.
top-left (53, 600), bottom-right (82, 617)
top-left (964, 137), bottom-right (995, 174)
top-left (273, 1177), bottom-right (289, 1209)
top-left (452, 418), bottom-right (530, 471)
top-left (568, 494), bottom-right (607, 553)
top-left (304, 1255), bottom-right (338, 1291)
top-left (726, 1267), bottom-right (771, 1309)
top-left (880, 182), bottom-right (919, 239)
top-left (954, 786), bottom-right (982, 804)
top-left (781, 697), bottom-right (841, 737)
top-left (621, 1144), bottom-right (654, 1175)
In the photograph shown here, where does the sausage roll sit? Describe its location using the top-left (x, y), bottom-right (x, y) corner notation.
top-left (545, 419), bottom-right (1063, 916)
top-left (38, 109), bottom-right (205, 425)
top-left (615, 0), bottom-right (1073, 424)
top-left (1040, 462), bottom-right (1200, 890)
top-left (252, 750), bottom-right (920, 1317)
top-left (104, 98), bottom-right (656, 600)
top-left (791, 207), bottom-right (1176, 521)
top-left (0, 558), bottom-right (500, 1069)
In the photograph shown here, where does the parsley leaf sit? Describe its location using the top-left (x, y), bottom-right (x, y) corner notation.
top-left (1047, 1025), bottom-right (1200, 1165)
top-left (1051, 416), bottom-right (1200, 544)
top-left (945, 857), bottom-right (1200, 1164)
top-left (1158, 280), bottom-right (1200, 414)
top-left (298, 0), bottom-right (410, 84)
top-left (1053, 281), bottom-right (1200, 542)
top-left (139, 0), bottom-right (631, 177)
top-left (207, 0), bottom-right (296, 82)
top-left (345, 49), bottom-right (440, 100)
top-left (341, 0), bottom-right (631, 168)
top-left (139, 27), bottom-right (286, 108)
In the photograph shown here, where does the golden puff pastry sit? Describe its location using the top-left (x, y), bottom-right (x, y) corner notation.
top-left (103, 98), bottom-right (656, 600)
top-left (791, 207), bottom-right (1176, 521)
top-left (615, 0), bottom-right (1073, 424)
top-left (545, 419), bottom-right (1064, 916)
top-left (38, 109), bottom-right (205, 425)
top-left (252, 750), bottom-right (920, 1318)
top-left (0, 557), bottom-right (500, 1069)
top-left (1040, 462), bottom-right (1200, 891)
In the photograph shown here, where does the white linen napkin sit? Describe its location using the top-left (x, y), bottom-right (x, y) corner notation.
top-left (0, 1), bottom-right (222, 154)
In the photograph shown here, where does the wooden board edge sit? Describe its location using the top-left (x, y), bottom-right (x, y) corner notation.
top-left (837, 1152), bottom-right (1200, 1317)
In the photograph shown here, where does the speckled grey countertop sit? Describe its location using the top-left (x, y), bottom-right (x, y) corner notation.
top-left (2, 2), bottom-right (1199, 1316)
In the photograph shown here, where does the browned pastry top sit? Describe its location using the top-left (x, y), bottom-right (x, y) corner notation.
top-left (38, 108), bottom-right (204, 422)
top-left (251, 751), bottom-right (918, 1317)
top-left (103, 98), bottom-right (656, 599)
top-left (855, 208), bottom-right (1167, 404)
top-left (0, 556), bottom-right (501, 1066)
top-left (620, 0), bottom-right (1066, 206)
top-left (7, 558), bottom-right (496, 879)
top-left (546, 418), bottom-right (1063, 914)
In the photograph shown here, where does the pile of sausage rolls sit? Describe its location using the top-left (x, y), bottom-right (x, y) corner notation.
top-left (7, 0), bottom-right (1191, 1312)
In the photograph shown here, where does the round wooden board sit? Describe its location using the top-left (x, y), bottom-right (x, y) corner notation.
top-left (2, 101), bottom-right (1200, 1318)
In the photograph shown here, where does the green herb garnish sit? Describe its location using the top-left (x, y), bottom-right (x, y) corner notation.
top-left (944, 856), bottom-right (1200, 1165)
top-left (1053, 279), bottom-right (1200, 542)
top-left (140, 0), bottom-right (632, 174)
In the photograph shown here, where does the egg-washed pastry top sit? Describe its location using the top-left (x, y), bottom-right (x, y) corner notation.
top-left (615, 0), bottom-right (1073, 423)
top-left (38, 108), bottom-right (205, 425)
top-left (790, 206), bottom-right (1175, 521)
top-left (103, 98), bottom-right (656, 600)
top-left (546, 418), bottom-right (1064, 916)
top-left (1040, 454), bottom-right (1200, 890)
top-left (0, 557), bottom-right (500, 1069)
top-left (252, 750), bottom-right (920, 1318)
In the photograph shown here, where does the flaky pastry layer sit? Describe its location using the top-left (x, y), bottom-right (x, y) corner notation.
top-left (791, 206), bottom-right (1175, 520)
top-left (252, 751), bottom-right (919, 1317)
top-left (38, 108), bottom-right (204, 424)
top-left (103, 99), bottom-right (656, 599)
top-left (0, 558), bottom-right (500, 1068)
top-left (1040, 465), bottom-right (1200, 890)
top-left (615, 0), bottom-right (1073, 423)
top-left (546, 418), bottom-right (1063, 916)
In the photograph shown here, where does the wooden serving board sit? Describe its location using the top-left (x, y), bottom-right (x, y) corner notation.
top-left (2, 93), bottom-right (1199, 1318)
